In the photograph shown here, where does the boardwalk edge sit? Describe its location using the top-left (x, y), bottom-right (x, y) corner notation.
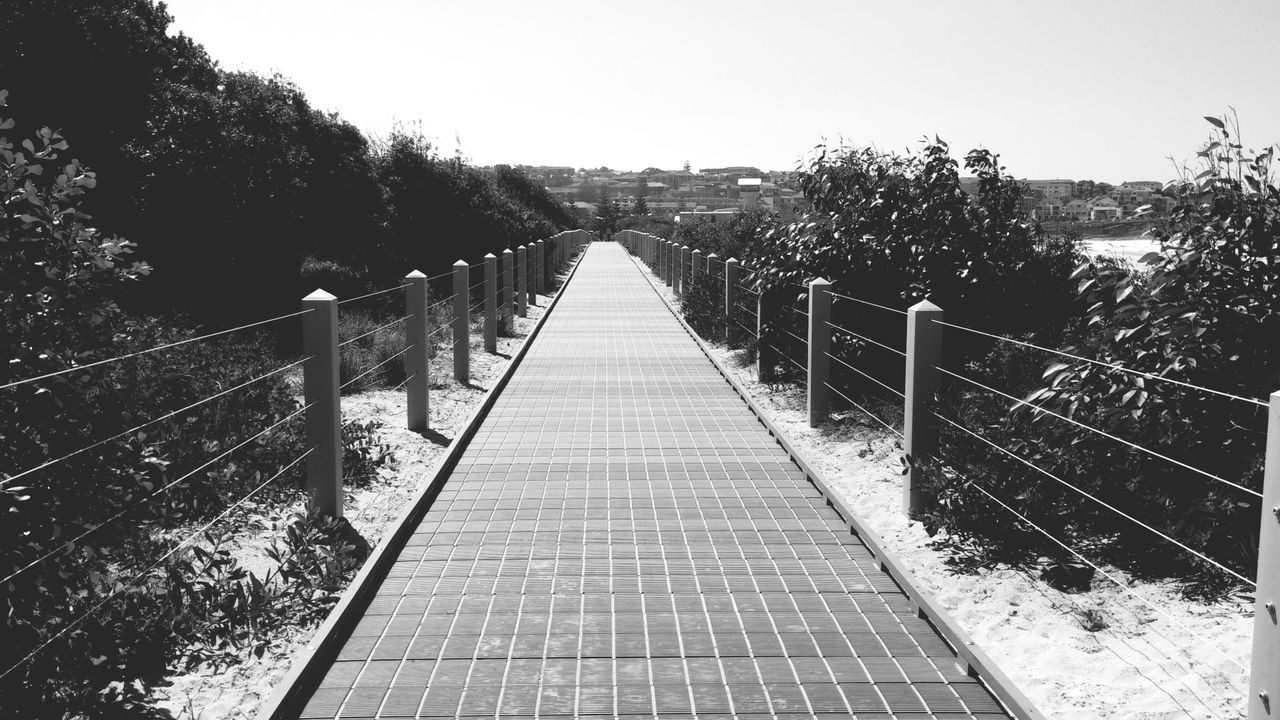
top-left (254, 249), bottom-right (588, 720)
top-left (624, 247), bottom-right (1047, 720)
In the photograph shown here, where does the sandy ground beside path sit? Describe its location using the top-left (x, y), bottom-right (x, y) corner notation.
top-left (633, 256), bottom-right (1250, 720)
top-left (152, 303), bottom-right (548, 720)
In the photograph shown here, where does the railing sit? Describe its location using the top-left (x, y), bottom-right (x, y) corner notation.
top-left (0, 228), bottom-right (591, 684)
top-left (615, 228), bottom-right (1267, 718)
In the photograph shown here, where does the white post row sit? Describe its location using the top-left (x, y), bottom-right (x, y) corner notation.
top-left (405, 271), bottom-right (429, 432)
top-left (484, 253), bottom-right (497, 353)
top-left (517, 245), bottom-right (528, 318)
top-left (302, 289), bottom-right (342, 518)
top-left (1252, 392), bottom-right (1280, 718)
top-left (502, 249), bottom-right (515, 333)
top-left (452, 260), bottom-right (469, 384)
top-left (807, 278), bottom-right (832, 427)
top-left (903, 299), bottom-right (943, 515)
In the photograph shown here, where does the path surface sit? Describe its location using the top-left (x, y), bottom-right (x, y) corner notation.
top-left (290, 242), bottom-right (1012, 719)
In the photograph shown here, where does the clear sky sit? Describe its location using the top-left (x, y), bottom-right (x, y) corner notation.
top-left (162, 0), bottom-right (1280, 183)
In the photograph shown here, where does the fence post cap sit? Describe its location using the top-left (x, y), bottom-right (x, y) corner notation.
top-left (681, 244), bottom-right (690, 250)
top-left (692, 248), bottom-right (703, 255)
top-left (707, 253), bottom-right (719, 260)
top-left (453, 259), bottom-right (468, 267)
top-left (405, 270), bottom-right (426, 279)
top-left (503, 248), bottom-right (513, 255)
top-left (726, 257), bottom-right (740, 264)
top-left (810, 277), bottom-right (831, 287)
top-left (909, 298), bottom-right (943, 312)
top-left (484, 252), bottom-right (496, 259)
top-left (303, 289), bottom-right (336, 302)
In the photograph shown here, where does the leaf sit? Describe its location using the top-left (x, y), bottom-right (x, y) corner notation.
top-left (1204, 116), bottom-right (1225, 129)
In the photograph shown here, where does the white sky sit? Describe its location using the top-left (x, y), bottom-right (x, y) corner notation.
top-left (162, 0), bottom-right (1280, 182)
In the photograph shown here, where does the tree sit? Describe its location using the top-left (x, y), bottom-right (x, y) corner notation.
top-left (593, 194), bottom-right (625, 236)
top-left (634, 195), bottom-right (649, 216)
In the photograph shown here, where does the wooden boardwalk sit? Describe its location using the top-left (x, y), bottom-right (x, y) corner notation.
top-left (282, 242), bottom-right (1015, 719)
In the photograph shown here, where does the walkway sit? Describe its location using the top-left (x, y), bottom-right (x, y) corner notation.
top-left (289, 242), bottom-right (1013, 719)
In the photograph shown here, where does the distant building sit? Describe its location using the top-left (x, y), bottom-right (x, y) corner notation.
top-left (572, 201), bottom-right (597, 219)
top-left (1022, 179), bottom-right (1076, 204)
top-left (738, 178), bottom-right (762, 210)
top-left (1089, 196), bottom-right (1121, 220)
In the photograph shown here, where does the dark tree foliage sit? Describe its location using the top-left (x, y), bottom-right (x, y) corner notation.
top-left (593, 195), bottom-right (625, 237)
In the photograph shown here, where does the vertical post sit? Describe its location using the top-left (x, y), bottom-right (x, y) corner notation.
top-left (725, 258), bottom-right (739, 344)
top-left (757, 289), bottom-right (776, 383)
top-left (536, 239), bottom-right (546, 294)
top-left (807, 278), bottom-right (832, 427)
top-left (453, 260), bottom-right (469, 384)
top-left (517, 245), bottom-right (528, 318)
top-left (691, 250), bottom-right (703, 300)
top-left (662, 241), bottom-right (672, 286)
top-left (302, 289), bottom-right (342, 518)
top-left (903, 300), bottom-right (943, 515)
top-left (706, 253), bottom-right (718, 281)
top-left (527, 242), bottom-right (538, 307)
top-left (680, 245), bottom-right (692, 300)
top-left (1251, 391), bottom-right (1280, 719)
top-left (484, 253), bottom-right (497, 353)
top-left (502, 249), bottom-right (515, 333)
top-left (405, 271), bottom-right (429, 432)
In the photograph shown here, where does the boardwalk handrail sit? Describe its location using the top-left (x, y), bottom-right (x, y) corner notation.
top-left (617, 228), bottom-right (1257, 716)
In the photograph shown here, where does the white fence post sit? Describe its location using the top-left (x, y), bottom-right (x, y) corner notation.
top-left (302, 289), bottom-right (342, 518)
top-left (807, 278), bottom-right (832, 427)
top-left (405, 271), bottom-right (429, 432)
top-left (691, 249), bottom-right (703, 300)
top-left (483, 253), bottom-right (497, 353)
top-left (452, 260), bottom-right (469, 384)
top-left (904, 299), bottom-right (943, 515)
top-left (1250, 391), bottom-right (1280, 718)
top-left (517, 245), bottom-right (528, 318)
top-left (502, 248), bottom-right (514, 333)
top-left (725, 258), bottom-right (739, 344)
top-left (536, 239), bottom-right (546, 294)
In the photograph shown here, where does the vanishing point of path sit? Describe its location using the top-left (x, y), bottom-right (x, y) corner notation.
top-left (287, 242), bottom-right (1014, 719)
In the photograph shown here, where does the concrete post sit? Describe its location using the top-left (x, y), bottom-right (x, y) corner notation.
top-left (536, 240), bottom-right (546, 294)
top-left (527, 242), bottom-right (538, 307)
top-left (483, 253), bottom-right (497, 353)
top-left (725, 258), bottom-right (740, 344)
top-left (691, 250), bottom-right (703, 299)
top-left (502, 249), bottom-right (514, 333)
top-left (662, 241), bottom-right (671, 286)
top-left (757, 289), bottom-right (777, 383)
top-left (1251, 391), bottom-right (1280, 719)
top-left (452, 260), bottom-right (469, 384)
top-left (807, 278), bottom-right (832, 427)
top-left (302, 289), bottom-right (342, 518)
top-left (904, 299), bottom-right (943, 515)
top-left (680, 245), bottom-right (692, 300)
top-left (405, 271), bottom-right (429, 432)
top-left (706, 253), bottom-right (718, 282)
top-left (517, 245), bottom-right (528, 318)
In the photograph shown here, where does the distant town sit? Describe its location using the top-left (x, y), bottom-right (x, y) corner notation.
top-left (500, 164), bottom-right (1173, 225)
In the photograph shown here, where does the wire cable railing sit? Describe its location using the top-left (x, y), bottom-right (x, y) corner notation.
top-left (341, 345), bottom-right (415, 391)
top-left (1, 308), bottom-right (315, 392)
top-left (1, 402), bottom-right (313, 585)
top-left (925, 430), bottom-right (1248, 674)
top-left (825, 352), bottom-right (905, 399)
top-left (934, 412), bottom-right (1254, 586)
top-left (931, 318), bottom-right (1268, 409)
top-left (761, 340), bottom-right (806, 374)
top-left (829, 291), bottom-right (908, 317)
top-left (1, 356), bottom-right (313, 489)
top-left (427, 294), bottom-right (457, 312)
top-left (935, 365), bottom-right (1262, 499)
top-left (824, 381), bottom-right (903, 438)
top-left (0, 444), bottom-right (318, 682)
top-left (336, 283), bottom-right (412, 306)
top-left (338, 314), bottom-right (412, 348)
top-left (826, 321), bottom-right (907, 358)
